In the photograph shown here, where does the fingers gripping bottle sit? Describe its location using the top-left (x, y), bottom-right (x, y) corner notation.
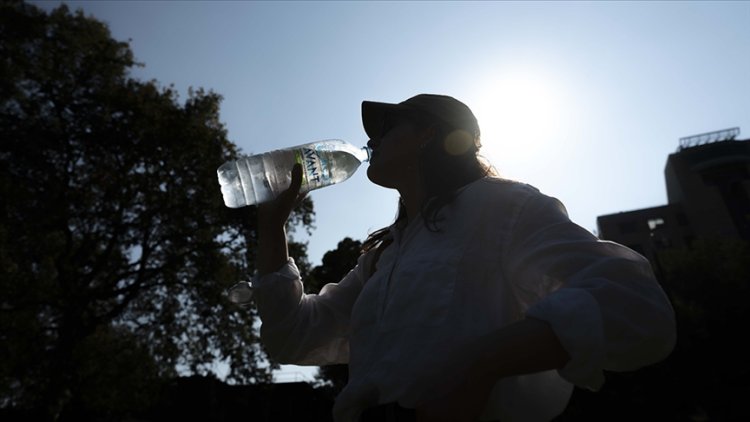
top-left (217, 139), bottom-right (371, 208)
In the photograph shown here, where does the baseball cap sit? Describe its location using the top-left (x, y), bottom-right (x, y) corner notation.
top-left (361, 94), bottom-right (480, 140)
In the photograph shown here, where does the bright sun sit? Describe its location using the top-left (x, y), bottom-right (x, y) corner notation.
top-left (467, 69), bottom-right (572, 175)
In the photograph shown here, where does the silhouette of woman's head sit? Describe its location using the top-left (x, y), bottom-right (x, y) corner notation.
top-left (361, 94), bottom-right (495, 242)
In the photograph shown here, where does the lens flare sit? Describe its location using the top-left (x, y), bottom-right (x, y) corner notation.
top-left (444, 129), bottom-right (475, 155)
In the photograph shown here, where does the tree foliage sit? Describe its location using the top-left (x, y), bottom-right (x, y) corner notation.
top-left (0, 1), bottom-right (314, 418)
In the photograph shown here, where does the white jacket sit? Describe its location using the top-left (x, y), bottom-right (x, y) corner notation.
top-left (253, 177), bottom-right (676, 422)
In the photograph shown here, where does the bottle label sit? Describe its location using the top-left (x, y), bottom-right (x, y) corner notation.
top-left (295, 146), bottom-right (330, 187)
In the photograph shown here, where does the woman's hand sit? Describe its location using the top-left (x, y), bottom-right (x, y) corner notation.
top-left (256, 163), bottom-right (306, 275)
top-left (258, 163), bottom-right (305, 228)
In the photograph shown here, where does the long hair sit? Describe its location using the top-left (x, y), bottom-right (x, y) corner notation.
top-left (361, 111), bottom-right (496, 256)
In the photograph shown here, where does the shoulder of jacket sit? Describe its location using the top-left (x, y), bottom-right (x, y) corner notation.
top-left (474, 176), bottom-right (543, 199)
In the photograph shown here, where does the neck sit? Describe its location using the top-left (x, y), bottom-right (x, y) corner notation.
top-left (398, 178), bottom-right (426, 222)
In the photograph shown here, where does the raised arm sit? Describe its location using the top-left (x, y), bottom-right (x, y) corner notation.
top-left (256, 163), bottom-right (304, 276)
top-left (251, 164), bottom-right (370, 365)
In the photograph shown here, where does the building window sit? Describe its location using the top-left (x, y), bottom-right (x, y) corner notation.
top-left (648, 217), bottom-right (665, 230)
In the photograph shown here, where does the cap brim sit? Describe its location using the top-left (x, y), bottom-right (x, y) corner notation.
top-left (361, 100), bottom-right (404, 139)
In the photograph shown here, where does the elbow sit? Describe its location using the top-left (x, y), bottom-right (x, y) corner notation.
top-left (632, 326), bottom-right (676, 370)
top-left (263, 342), bottom-right (293, 365)
top-left (644, 295), bottom-right (678, 365)
top-left (651, 310), bottom-right (677, 364)
top-left (621, 275), bottom-right (678, 368)
top-left (260, 325), bottom-right (302, 364)
top-left (609, 310), bottom-right (677, 371)
top-left (264, 344), bottom-right (303, 366)
top-left (639, 325), bottom-right (676, 367)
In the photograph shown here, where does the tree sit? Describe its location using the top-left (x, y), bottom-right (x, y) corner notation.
top-left (306, 237), bottom-right (364, 396)
top-left (0, 2), bottom-right (314, 419)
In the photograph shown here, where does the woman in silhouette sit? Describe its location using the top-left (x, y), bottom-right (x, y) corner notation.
top-left (252, 94), bottom-right (675, 422)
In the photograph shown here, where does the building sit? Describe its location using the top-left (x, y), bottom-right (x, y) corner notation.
top-left (597, 127), bottom-right (750, 266)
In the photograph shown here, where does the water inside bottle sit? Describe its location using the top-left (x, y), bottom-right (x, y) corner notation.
top-left (217, 140), bottom-right (370, 208)
top-left (218, 161), bottom-right (246, 208)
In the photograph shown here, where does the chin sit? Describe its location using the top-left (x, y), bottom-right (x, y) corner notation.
top-left (366, 166), bottom-right (395, 189)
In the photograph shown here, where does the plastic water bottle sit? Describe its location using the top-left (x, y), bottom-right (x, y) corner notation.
top-left (217, 139), bottom-right (371, 208)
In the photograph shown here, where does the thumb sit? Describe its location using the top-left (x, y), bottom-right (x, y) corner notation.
top-left (275, 163), bottom-right (304, 213)
top-left (289, 162), bottom-right (303, 195)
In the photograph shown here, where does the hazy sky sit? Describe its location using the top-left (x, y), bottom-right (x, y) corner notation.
top-left (34, 0), bottom-right (750, 382)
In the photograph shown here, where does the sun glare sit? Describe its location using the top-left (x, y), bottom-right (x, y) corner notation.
top-left (468, 69), bottom-right (572, 174)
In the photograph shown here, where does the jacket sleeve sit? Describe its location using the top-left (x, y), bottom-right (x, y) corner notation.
top-left (252, 250), bottom-right (376, 365)
top-left (503, 191), bottom-right (676, 390)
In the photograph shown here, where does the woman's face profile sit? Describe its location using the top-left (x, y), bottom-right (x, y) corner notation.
top-left (366, 113), bottom-right (425, 189)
